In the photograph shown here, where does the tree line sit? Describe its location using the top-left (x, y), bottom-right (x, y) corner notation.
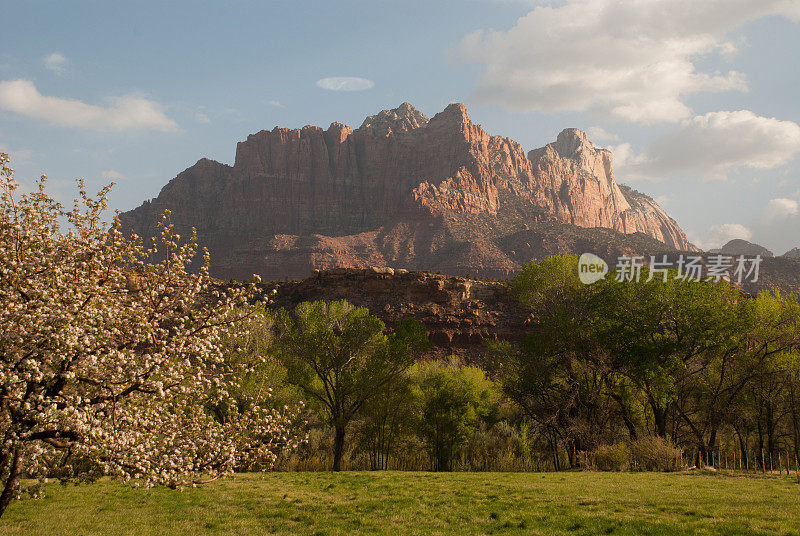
top-left (233, 255), bottom-right (800, 476)
top-left (492, 255), bottom-right (800, 471)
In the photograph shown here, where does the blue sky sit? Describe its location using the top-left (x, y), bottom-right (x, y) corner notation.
top-left (1, 0), bottom-right (799, 253)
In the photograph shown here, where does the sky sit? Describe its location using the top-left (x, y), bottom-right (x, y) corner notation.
top-left (1, 0), bottom-right (799, 253)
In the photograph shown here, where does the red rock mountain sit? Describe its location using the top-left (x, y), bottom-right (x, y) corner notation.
top-left (120, 103), bottom-right (694, 280)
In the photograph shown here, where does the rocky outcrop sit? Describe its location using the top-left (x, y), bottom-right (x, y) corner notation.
top-left (359, 102), bottom-right (429, 135)
top-left (121, 103), bottom-right (695, 281)
top-left (262, 268), bottom-right (530, 362)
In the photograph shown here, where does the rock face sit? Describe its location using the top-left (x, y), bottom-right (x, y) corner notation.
top-left (526, 130), bottom-right (688, 249)
top-left (121, 103), bottom-right (695, 280)
top-left (259, 268), bottom-right (530, 362)
top-left (782, 248), bottom-right (800, 259)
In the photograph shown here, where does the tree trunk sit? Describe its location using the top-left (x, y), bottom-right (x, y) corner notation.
top-left (549, 429), bottom-right (560, 471)
top-left (653, 405), bottom-right (668, 439)
top-left (436, 449), bottom-right (450, 472)
top-left (608, 384), bottom-right (638, 440)
top-left (698, 443), bottom-right (708, 467)
top-left (766, 403), bottom-right (776, 467)
top-left (0, 447), bottom-right (22, 519)
top-left (789, 384), bottom-right (800, 469)
top-left (734, 426), bottom-right (749, 470)
top-left (332, 425), bottom-right (346, 472)
top-left (707, 428), bottom-right (718, 463)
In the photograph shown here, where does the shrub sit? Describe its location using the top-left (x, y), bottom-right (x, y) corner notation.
top-left (460, 421), bottom-right (532, 472)
top-left (592, 443), bottom-right (630, 471)
top-left (630, 436), bottom-right (681, 471)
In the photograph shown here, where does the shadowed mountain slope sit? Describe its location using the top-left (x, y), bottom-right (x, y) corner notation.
top-left (121, 103), bottom-right (696, 280)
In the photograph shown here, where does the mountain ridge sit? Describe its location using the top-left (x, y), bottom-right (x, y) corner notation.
top-left (120, 102), bottom-right (696, 281)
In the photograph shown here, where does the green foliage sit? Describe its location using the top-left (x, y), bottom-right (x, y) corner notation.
top-left (500, 255), bottom-right (800, 470)
top-left (275, 300), bottom-right (428, 470)
top-left (509, 254), bottom-right (583, 311)
top-left (460, 421), bottom-right (537, 472)
top-left (355, 373), bottom-right (416, 470)
top-left (218, 304), bottom-right (303, 410)
top-left (409, 357), bottom-right (499, 471)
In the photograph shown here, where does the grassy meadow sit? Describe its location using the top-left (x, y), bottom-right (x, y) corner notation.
top-left (1, 471), bottom-right (798, 536)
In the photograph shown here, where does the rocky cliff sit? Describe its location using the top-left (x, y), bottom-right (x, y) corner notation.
top-left (121, 103), bottom-right (694, 280)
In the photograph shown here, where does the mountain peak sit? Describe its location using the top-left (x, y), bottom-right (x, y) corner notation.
top-left (121, 101), bottom-right (695, 283)
top-left (395, 102), bottom-right (420, 115)
top-left (712, 239), bottom-right (774, 257)
top-left (553, 128), bottom-right (595, 158)
top-left (358, 102), bottom-right (428, 134)
top-left (429, 102), bottom-right (470, 125)
top-left (783, 247), bottom-right (800, 259)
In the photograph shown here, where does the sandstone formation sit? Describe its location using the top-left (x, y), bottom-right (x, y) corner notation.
top-left (782, 247), bottom-right (800, 259)
top-left (121, 103), bottom-right (695, 281)
top-left (259, 268), bottom-right (529, 362)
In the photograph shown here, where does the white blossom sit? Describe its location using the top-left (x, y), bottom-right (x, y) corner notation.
top-left (0, 153), bottom-right (303, 511)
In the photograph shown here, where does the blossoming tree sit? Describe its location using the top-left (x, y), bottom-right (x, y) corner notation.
top-left (0, 153), bottom-right (301, 517)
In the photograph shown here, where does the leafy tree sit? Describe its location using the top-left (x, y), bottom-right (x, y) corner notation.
top-left (496, 256), bottom-right (627, 467)
top-left (503, 255), bottom-right (800, 469)
top-left (674, 291), bottom-right (800, 463)
top-left (784, 352), bottom-right (800, 469)
top-left (356, 373), bottom-right (415, 470)
top-left (0, 154), bottom-right (300, 517)
top-left (598, 273), bottom-right (742, 440)
top-left (275, 301), bottom-right (428, 471)
top-left (410, 358), bottom-right (498, 471)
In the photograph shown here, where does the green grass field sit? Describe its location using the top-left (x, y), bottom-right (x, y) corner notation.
top-left (1, 471), bottom-right (798, 536)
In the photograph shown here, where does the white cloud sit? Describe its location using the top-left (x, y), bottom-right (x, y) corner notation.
top-left (457, 0), bottom-right (799, 123)
top-left (316, 77), bottom-right (374, 92)
top-left (607, 142), bottom-right (650, 170)
top-left (43, 52), bottom-right (68, 75)
top-left (751, 197), bottom-right (800, 253)
top-left (615, 110), bottom-right (800, 180)
top-left (194, 112), bottom-right (211, 124)
top-left (268, 100), bottom-right (284, 108)
top-left (763, 197), bottom-right (799, 222)
top-left (692, 223), bottom-right (753, 250)
top-left (0, 79), bottom-right (178, 132)
top-left (586, 126), bottom-right (619, 143)
top-left (101, 170), bottom-right (124, 180)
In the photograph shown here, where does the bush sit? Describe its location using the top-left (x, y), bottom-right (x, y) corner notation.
top-left (592, 443), bottom-right (630, 471)
top-left (630, 436), bottom-right (681, 471)
top-left (459, 422), bottom-right (536, 472)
